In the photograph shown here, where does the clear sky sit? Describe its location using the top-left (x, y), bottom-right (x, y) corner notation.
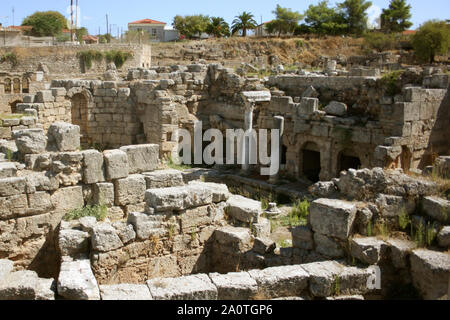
top-left (0, 0), bottom-right (449, 35)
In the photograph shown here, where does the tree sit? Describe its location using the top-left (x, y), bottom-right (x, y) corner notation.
top-left (380, 0), bottom-right (413, 33)
top-left (231, 11), bottom-right (257, 37)
top-left (265, 5), bottom-right (303, 37)
top-left (338, 0), bottom-right (372, 35)
top-left (173, 15), bottom-right (210, 39)
top-left (75, 27), bottom-right (88, 42)
top-left (412, 20), bottom-right (450, 63)
top-left (22, 11), bottom-right (68, 37)
top-left (206, 17), bottom-right (230, 38)
top-left (304, 0), bottom-right (347, 35)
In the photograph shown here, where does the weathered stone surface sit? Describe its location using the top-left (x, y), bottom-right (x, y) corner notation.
top-left (0, 177), bottom-right (26, 196)
top-left (422, 196), bottom-right (450, 224)
top-left (0, 259), bottom-right (14, 282)
top-left (127, 212), bottom-right (164, 240)
top-left (103, 150), bottom-right (129, 181)
top-left (410, 249), bottom-right (450, 300)
top-left (25, 172), bottom-right (59, 192)
top-left (252, 218), bottom-right (271, 238)
top-left (209, 272), bottom-right (258, 300)
top-left (92, 182), bottom-right (114, 206)
top-left (100, 284), bottom-right (152, 300)
top-left (143, 169), bottom-right (184, 189)
top-left (0, 162), bottom-right (17, 178)
top-left (48, 122), bottom-right (80, 152)
top-left (350, 237), bottom-right (388, 265)
top-left (309, 199), bottom-right (357, 240)
top-left (114, 174), bottom-right (146, 206)
top-left (325, 101), bottom-right (347, 116)
top-left (375, 194), bottom-right (415, 217)
top-left (226, 195), bottom-right (262, 223)
top-left (248, 265), bottom-right (309, 299)
top-left (79, 216), bottom-right (97, 233)
top-left (437, 226), bottom-right (450, 248)
top-left (309, 181), bottom-right (337, 198)
top-left (292, 226), bottom-right (314, 250)
top-left (35, 90), bottom-right (54, 103)
top-left (0, 270), bottom-right (55, 300)
top-left (27, 191), bottom-right (54, 215)
top-left (386, 238), bottom-right (416, 269)
top-left (58, 229), bottom-right (90, 257)
top-left (13, 129), bottom-right (47, 154)
top-left (301, 261), bottom-right (343, 297)
top-left (82, 150), bottom-right (105, 184)
top-left (314, 233), bottom-right (344, 258)
top-left (120, 144), bottom-right (159, 174)
top-left (189, 181), bottom-right (230, 203)
top-left (112, 221), bottom-right (136, 244)
top-left (0, 194), bottom-right (28, 219)
top-left (91, 223), bottom-right (123, 252)
top-left (147, 274), bottom-right (218, 300)
top-left (57, 260), bottom-right (100, 300)
top-left (253, 237), bottom-right (276, 255)
top-left (51, 186), bottom-right (84, 213)
top-left (214, 227), bottom-right (252, 252)
top-left (302, 85), bottom-right (319, 98)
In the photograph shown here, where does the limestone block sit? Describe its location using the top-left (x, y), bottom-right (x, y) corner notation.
top-left (143, 169), bottom-right (184, 189)
top-left (147, 274), bottom-right (218, 300)
top-left (375, 194), bottom-right (415, 217)
top-left (112, 221), bottom-right (136, 245)
top-left (386, 238), bottom-right (416, 269)
top-left (248, 265), bottom-right (309, 299)
top-left (189, 181), bottom-right (230, 203)
top-left (209, 272), bottom-right (258, 300)
top-left (302, 86), bottom-right (319, 98)
top-left (226, 195), bottom-right (262, 224)
top-left (127, 212), bottom-right (164, 240)
top-left (50, 186), bottom-right (84, 213)
top-left (57, 260), bottom-right (100, 300)
top-left (100, 284), bottom-right (152, 300)
top-left (314, 233), bottom-right (344, 258)
top-left (253, 237), bottom-right (276, 255)
top-left (0, 162), bottom-right (17, 178)
top-left (309, 199), bottom-right (357, 240)
top-left (0, 194), bottom-right (28, 219)
top-left (350, 237), bottom-right (388, 265)
top-left (51, 87), bottom-right (67, 97)
top-left (298, 97), bottom-right (318, 115)
top-left (0, 177), bottom-right (26, 197)
top-left (0, 259), bottom-right (14, 282)
top-left (25, 172), bottom-right (59, 192)
top-left (58, 229), bottom-right (90, 257)
top-left (103, 150), bottom-right (129, 181)
top-left (91, 223), bottom-right (123, 252)
top-left (214, 226), bottom-right (252, 252)
top-left (145, 185), bottom-right (213, 212)
top-left (35, 90), bottom-right (54, 103)
top-left (82, 150), bottom-right (105, 184)
top-left (0, 270), bottom-right (55, 300)
top-left (92, 182), bottom-right (114, 206)
top-left (422, 196), bottom-right (450, 224)
top-left (114, 174), bottom-right (146, 206)
top-left (13, 129), bottom-right (47, 154)
top-left (410, 249), bottom-right (450, 300)
top-left (291, 226), bottom-right (314, 250)
top-left (119, 144), bottom-right (159, 174)
top-left (325, 101), bottom-right (347, 116)
top-left (180, 205), bottom-right (212, 233)
top-left (79, 217), bottom-right (97, 233)
top-left (301, 260), bottom-right (344, 297)
top-left (437, 226), bottom-right (450, 248)
top-left (47, 122), bottom-right (80, 152)
top-left (252, 217), bottom-right (271, 238)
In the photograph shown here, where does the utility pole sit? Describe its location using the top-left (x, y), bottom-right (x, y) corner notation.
top-left (12, 7), bottom-right (14, 26)
top-left (106, 14), bottom-right (109, 42)
top-left (75, 0), bottom-right (78, 30)
top-left (70, 0), bottom-right (74, 42)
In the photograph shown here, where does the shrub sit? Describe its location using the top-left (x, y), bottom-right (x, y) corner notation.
top-left (363, 32), bottom-right (396, 52)
top-left (380, 70), bottom-right (404, 96)
top-left (77, 50), bottom-right (103, 71)
top-left (398, 207), bottom-right (411, 230)
top-left (64, 204), bottom-right (108, 222)
top-left (104, 50), bottom-right (133, 69)
top-left (412, 20), bottom-right (450, 63)
top-left (0, 53), bottom-right (18, 66)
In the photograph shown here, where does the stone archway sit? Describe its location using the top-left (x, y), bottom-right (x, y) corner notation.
top-left (13, 78), bottom-right (21, 94)
top-left (4, 79), bottom-right (11, 94)
top-left (300, 142), bottom-right (321, 182)
top-left (71, 92), bottom-right (90, 144)
top-left (337, 149), bottom-right (362, 174)
top-left (9, 99), bottom-right (22, 114)
top-left (22, 76), bottom-right (30, 94)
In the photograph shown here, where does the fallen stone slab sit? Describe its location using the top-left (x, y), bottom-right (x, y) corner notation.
top-left (57, 260), bottom-right (100, 300)
top-left (48, 122), bottom-right (80, 152)
top-left (325, 101), bottom-right (347, 116)
top-left (226, 195), bottom-right (262, 224)
top-left (91, 223), bottom-right (123, 252)
top-left (300, 261), bottom-right (344, 298)
top-left (120, 144), bottom-right (159, 174)
top-left (13, 129), bottom-right (47, 155)
top-left (410, 249), bottom-right (450, 300)
top-left (100, 284), bottom-right (153, 300)
top-left (350, 237), bottom-right (388, 265)
top-left (214, 226), bottom-right (252, 252)
top-left (209, 272), bottom-right (258, 300)
top-left (189, 181), bottom-right (230, 203)
top-left (386, 238), bottom-right (416, 269)
top-left (0, 270), bottom-right (55, 300)
top-left (248, 265), bottom-right (309, 299)
top-left (309, 198), bottom-right (357, 240)
top-left (422, 196), bottom-right (450, 224)
top-left (147, 274), bottom-right (218, 300)
top-left (143, 169), bottom-right (184, 189)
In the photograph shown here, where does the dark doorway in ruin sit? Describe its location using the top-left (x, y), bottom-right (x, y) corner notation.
top-left (338, 152), bottom-right (361, 174)
top-left (301, 142), bottom-right (321, 182)
top-left (281, 145), bottom-right (287, 167)
top-left (13, 78), bottom-right (20, 94)
top-left (71, 93), bottom-right (89, 144)
top-left (9, 100), bottom-right (22, 114)
top-left (22, 76), bottom-right (30, 94)
top-left (4, 79), bottom-right (11, 94)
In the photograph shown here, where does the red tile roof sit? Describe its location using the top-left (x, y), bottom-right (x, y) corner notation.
top-left (402, 30), bottom-right (417, 35)
top-left (8, 25), bottom-right (33, 31)
top-left (129, 19), bottom-right (166, 25)
top-left (83, 35), bottom-right (98, 41)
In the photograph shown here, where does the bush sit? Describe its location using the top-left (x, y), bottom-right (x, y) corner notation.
top-left (104, 50), bottom-right (133, 69)
top-left (77, 50), bottom-right (103, 70)
top-left (0, 53), bottom-right (18, 66)
top-left (64, 204), bottom-right (108, 222)
top-left (412, 20), bottom-right (450, 63)
top-left (381, 70), bottom-right (404, 96)
top-left (21, 11), bottom-right (67, 37)
top-left (363, 32), bottom-right (396, 52)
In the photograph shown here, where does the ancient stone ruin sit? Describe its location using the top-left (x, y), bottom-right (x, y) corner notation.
top-left (0, 44), bottom-right (449, 300)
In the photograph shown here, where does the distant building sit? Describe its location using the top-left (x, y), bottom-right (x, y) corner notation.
top-left (82, 35), bottom-right (99, 44)
top-left (254, 21), bottom-right (274, 37)
top-left (128, 18), bottom-right (179, 42)
top-left (0, 26), bottom-right (24, 46)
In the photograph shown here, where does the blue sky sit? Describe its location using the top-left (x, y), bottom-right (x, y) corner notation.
top-left (0, 0), bottom-right (448, 35)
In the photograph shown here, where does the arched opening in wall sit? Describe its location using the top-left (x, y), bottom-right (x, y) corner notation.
top-left (301, 142), bottom-right (321, 183)
top-left (22, 76), bottom-right (30, 94)
top-left (13, 78), bottom-right (20, 94)
top-left (4, 79), bottom-right (11, 94)
top-left (71, 93), bottom-right (89, 143)
top-left (337, 150), bottom-right (361, 174)
top-left (9, 100), bottom-right (22, 114)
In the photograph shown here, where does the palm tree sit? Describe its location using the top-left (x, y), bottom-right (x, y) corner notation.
top-left (206, 17), bottom-right (230, 38)
top-left (231, 11), bottom-right (257, 37)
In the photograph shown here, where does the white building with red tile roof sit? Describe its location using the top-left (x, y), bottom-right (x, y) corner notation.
top-left (128, 18), bottom-right (179, 42)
